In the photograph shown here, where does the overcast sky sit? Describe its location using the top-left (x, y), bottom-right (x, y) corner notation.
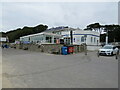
top-left (1, 2), bottom-right (118, 32)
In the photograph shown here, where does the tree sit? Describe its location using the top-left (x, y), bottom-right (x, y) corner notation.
top-left (85, 23), bottom-right (102, 33)
top-left (101, 25), bottom-right (120, 42)
top-left (4, 24), bottom-right (48, 42)
top-left (0, 32), bottom-right (6, 37)
top-left (85, 23), bottom-right (120, 42)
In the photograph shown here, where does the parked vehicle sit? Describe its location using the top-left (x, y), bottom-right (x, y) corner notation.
top-left (98, 45), bottom-right (119, 56)
top-left (2, 44), bottom-right (9, 48)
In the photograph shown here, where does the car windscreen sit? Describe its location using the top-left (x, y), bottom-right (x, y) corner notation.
top-left (102, 46), bottom-right (113, 49)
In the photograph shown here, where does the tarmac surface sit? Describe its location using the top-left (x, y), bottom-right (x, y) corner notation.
top-left (0, 48), bottom-right (2, 89)
top-left (2, 48), bottom-right (119, 88)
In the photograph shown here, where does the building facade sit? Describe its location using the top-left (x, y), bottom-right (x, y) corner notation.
top-left (61, 30), bottom-right (100, 45)
top-left (20, 26), bottom-right (100, 45)
top-left (45, 27), bottom-right (100, 45)
top-left (20, 32), bottom-right (62, 44)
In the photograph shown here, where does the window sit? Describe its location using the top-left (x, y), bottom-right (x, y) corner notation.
top-left (54, 38), bottom-right (57, 43)
top-left (91, 37), bottom-right (93, 43)
top-left (81, 36), bottom-right (84, 42)
top-left (97, 40), bottom-right (99, 45)
top-left (49, 37), bottom-right (52, 43)
top-left (94, 37), bottom-right (96, 43)
top-left (64, 37), bottom-right (70, 45)
top-left (74, 38), bottom-right (75, 42)
top-left (29, 37), bottom-right (30, 41)
top-left (46, 36), bottom-right (52, 43)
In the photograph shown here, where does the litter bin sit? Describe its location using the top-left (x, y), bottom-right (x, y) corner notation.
top-left (61, 46), bottom-right (68, 55)
top-left (5, 44), bottom-right (9, 48)
top-left (67, 45), bottom-right (74, 54)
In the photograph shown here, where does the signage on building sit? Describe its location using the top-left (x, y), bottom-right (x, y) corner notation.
top-left (0, 37), bottom-right (7, 42)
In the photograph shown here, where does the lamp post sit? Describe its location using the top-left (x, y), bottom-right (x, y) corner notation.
top-left (70, 30), bottom-right (73, 45)
top-left (106, 30), bottom-right (108, 45)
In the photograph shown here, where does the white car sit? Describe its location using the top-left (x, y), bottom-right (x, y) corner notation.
top-left (98, 45), bottom-right (119, 56)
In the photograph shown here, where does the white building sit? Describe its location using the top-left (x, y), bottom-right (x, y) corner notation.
top-left (61, 30), bottom-right (100, 45)
top-left (20, 26), bottom-right (100, 46)
top-left (45, 27), bottom-right (100, 45)
top-left (20, 32), bottom-right (62, 44)
top-left (0, 37), bottom-right (9, 42)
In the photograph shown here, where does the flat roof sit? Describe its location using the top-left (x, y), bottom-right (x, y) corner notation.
top-left (45, 27), bottom-right (76, 32)
top-left (20, 32), bottom-right (62, 38)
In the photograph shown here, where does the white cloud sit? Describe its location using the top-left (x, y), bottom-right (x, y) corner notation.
top-left (0, 3), bottom-right (2, 32)
top-left (2, 2), bottom-right (118, 32)
top-left (1, 0), bottom-right (120, 2)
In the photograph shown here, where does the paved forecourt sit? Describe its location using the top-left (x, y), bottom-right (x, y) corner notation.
top-left (2, 48), bottom-right (118, 88)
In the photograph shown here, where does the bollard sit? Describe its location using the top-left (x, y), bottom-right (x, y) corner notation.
top-left (84, 44), bottom-right (87, 55)
top-left (115, 54), bottom-right (118, 59)
top-left (115, 51), bottom-right (119, 60)
top-left (97, 51), bottom-right (99, 57)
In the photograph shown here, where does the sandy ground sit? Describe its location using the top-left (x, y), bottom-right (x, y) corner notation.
top-left (2, 48), bottom-right (119, 88)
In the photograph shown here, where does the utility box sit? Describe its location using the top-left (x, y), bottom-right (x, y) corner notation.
top-left (67, 45), bottom-right (74, 54)
top-left (61, 46), bottom-right (68, 55)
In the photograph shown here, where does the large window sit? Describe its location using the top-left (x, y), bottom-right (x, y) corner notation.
top-left (64, 37), bottom-right (70, 45)
top-left (46, 36), bottom-right (52, 43)
top-left (81, 36), bottom-right (84, 42)
top-left (91, 37), bottom-right (93, 43)
top-left (54, 38), bottom-right (57, 43)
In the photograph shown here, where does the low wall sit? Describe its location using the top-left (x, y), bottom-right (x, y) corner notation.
top-left (40, 44), bottom-right (63, 54)
top-left (73, 45), bottom-right (84, 53)
top-left (13, 44), bottom-right (85, 54)
top-left (14, 44), bottom-right (63, 54)
top-left (87, 45), bottom-right (101, 51)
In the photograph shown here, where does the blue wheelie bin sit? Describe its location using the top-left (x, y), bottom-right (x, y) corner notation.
top-left (61, 46), bottom-right (68, 55)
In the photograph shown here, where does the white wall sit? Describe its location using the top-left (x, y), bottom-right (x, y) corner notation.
top-left (61, 31), bottom-right (71, 37)
top-left (61, 30), bottom-right (100, 45)
top-left (20, 33), bottom-right (61, 44)
top-left (87, 46), bottom-right (101, 51)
